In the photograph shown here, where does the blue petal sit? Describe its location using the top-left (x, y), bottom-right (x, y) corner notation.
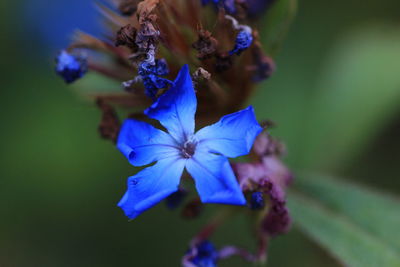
top-left (117, 119), bottom-right (179, 166)
top-left (145, 65), bottom-right (197, 142)
top-left (194, 106), bottom-right (262, 158)
top-left (186, 150), bottom-right (246, 205)
top-left (118, 157), bottom-right (186, 219)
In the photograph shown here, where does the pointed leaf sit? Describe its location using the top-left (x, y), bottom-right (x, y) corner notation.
top-left (294, 173), bottom-right (400, 253)
top-left (289, 191), bottom-right (400, 267)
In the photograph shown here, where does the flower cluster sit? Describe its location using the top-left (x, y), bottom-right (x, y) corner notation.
top-left (55, 0), bottom-right (291, 266)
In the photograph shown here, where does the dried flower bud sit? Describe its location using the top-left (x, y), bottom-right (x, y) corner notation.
top-left (192, 29), bottom-right (218, 60)
top-left (182, 199), bottom-right (203, 219)
top-left (253, 132), bottom-right (286, 157)
top-left (115, 24), bottom-right (138, 51)
top-left (137, 21), bottom-right (159, 49)
top-left (215, 53), bottom-right (232, 72)
top-left (261, 196), bottom-right (291, 236)
top-left (233, 133), bottom-right (293, 237)
top-left (193, 67), bottom-right (211, 83)
top-left (137, 0), bottom-right (160, 22)
top-left (97, 99), bottom-right (120, 143)
top-left (250, 30), bottom-right (276, 81)
top-left (118, 0), bottom-right (141, 16)
top-left (252, 54), bottom-right (275, 81)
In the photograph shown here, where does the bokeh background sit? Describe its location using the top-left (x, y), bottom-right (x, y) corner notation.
top-left (1, 0), bottom-right (400, 266)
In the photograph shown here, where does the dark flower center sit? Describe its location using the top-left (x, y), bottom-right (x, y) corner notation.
top-left (181, 140), bottom-right (197, 158)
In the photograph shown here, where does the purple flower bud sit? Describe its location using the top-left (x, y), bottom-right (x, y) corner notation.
top-left (262, 199), bottom-right (291, 236)
top-left (232, 132), bottom-right (293, 236)
top-left (182, 199), bottom-right (204, 219)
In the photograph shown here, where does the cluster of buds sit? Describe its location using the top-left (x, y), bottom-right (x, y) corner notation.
top-left (56, 0), bottom-right (277, 135)
top-left (55, 0), bottom-right (292, 266)
top-left (182, 129), bottom-right (292, 266)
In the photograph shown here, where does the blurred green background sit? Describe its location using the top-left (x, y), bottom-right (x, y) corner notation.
top-left (1, 0), bottom-right (400, 266)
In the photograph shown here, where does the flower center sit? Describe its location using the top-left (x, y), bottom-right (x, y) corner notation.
top-left (181, 139), bottom-right (197, 159)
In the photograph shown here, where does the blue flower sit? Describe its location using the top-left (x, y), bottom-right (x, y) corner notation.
top-left (117, 65), bottom-right (262, 219)
top-left (229, 30), bottom-right (253, 55)
top-left (190, 241), bottom-right (219, 267)
top-left (138, 59), bottom-right (172, 99)
top-left (55, 50), bottom-right (87, 84)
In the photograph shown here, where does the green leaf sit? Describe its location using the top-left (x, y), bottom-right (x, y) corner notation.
top-left (301, 26), bottom-right (400, 170)
top-left (294, 173), bottom-right (400, 253)
top-left (289, 193), bottom-right (400, 267)
top-left (288, 173), bottom-right (400, 266)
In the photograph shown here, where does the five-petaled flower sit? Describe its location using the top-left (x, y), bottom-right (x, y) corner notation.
top-left (117, 65), bottom-right (262, 219)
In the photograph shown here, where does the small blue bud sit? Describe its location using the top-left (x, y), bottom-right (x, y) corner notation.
top-left (142, 75), bottom-right (171, 99)
top-left (250, 191), bottom-right (265, 210)
top-left (138, 59), bottom-right (172, 100)
top-left (190, 241), bottom-right (219, 267)
top-left (55, 50), bottom-right (87, 84)
top-left (230, 30), bottom-right (253, 56)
